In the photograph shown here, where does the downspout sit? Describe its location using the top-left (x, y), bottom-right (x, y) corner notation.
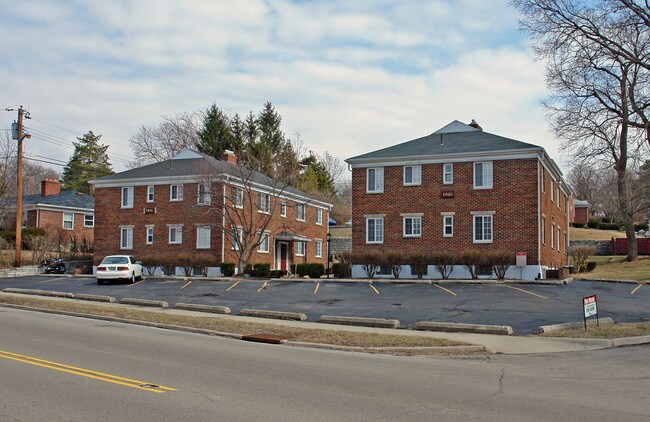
top-left (537, 159), bottom-right (542, 280)
top-left (221, 184), bottom-right (226, 267)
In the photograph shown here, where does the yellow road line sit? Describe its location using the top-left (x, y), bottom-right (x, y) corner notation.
top-left (369, 283), bottom-right (380, 295)
top-left (36, 280), bottom-right (53, 284)
top-left (257, 281), bottom-right (268, 292)
top-left (180, 280), bottom-right (192, 289)
top-left (434, 284), bottom-right (457, 296)
top-left (127, 279), bottom-right (145, 288)
top-left (226, 280), bottom-right (240, 291)
top-left (501, 284), bottom-right (548, 299)
top-left (0, 349), bottom-right (175, 393)
top-left (631, 283), bottom-right (645, 295)
top-left (314, 282), bottom-right (320, 294)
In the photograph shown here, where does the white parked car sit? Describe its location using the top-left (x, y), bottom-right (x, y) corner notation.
top-left (96, 255), bottom-right (143, 285)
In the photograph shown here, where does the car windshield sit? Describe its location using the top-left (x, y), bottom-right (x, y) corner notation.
top-left (101, 257), bottom-right (129, 265)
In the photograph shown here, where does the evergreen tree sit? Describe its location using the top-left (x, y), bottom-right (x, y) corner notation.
top-left (61, 131), bottom-right (113, 194)
top-left (196, 104), bottom-right (233, 158)
top-left (256, 101), bottom-right (284, 155)
top-left (298, 154), bottom-right (336, 197)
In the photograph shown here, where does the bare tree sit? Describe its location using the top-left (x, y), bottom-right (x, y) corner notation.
top-left (128, 111), bottom-right (202, 168)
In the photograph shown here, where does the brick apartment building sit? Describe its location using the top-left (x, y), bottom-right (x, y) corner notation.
top-left (90, 150), bottom-right (332, 275)
top-left (1, 179), bottom-right (94, 243)
top-left (345, 120), bottom-right (571, 280)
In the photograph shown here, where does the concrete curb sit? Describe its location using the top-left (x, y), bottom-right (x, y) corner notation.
top-left (286, 341), bottom-right (491, 354)
top-left (239, 308), bottom-right (307, 321)
top-left (538, 317), bottom-right (615, 333)
top-left (119, 297), bottom-right (169, 308)
top-left (73, 294), bottom-right (116, 303)
top-left (416, 321), bottom-right (514, 336)
top-left (319, 315), bottom-right (400, 329)
top-left (610, 335), bottom-right (650, 347)
top-left (578, 278), bottom-right (644, 284)
top-left (174, 302), bottom-right (231, 314)
top-left (3, 288), bottom-right (74, 299)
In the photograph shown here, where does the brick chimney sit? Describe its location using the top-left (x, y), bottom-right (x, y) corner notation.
top-left (220, 150), bottom-right (238, 165)
top-left (468, 119), bottom-right (483, 131)
top-left (41, 179), bottom-right (61, 197)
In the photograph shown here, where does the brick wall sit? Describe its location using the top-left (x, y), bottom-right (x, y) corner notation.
top-left (352, 158), bottom-right (541, 264)
top-left (539, 165), bottom-right (570, 267)
top-left (29, 209), bottom-right (94, 243)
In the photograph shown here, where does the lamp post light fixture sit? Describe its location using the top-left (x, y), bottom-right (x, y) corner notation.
top-left (326, 231), bottom-right (332, 278)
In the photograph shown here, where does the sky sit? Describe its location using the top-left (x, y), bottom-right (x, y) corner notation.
top-left (1, 0), bottom-right (563, 175)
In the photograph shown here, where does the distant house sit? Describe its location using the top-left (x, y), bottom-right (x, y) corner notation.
top-left (89, 150), bottom-right (332, 275)
top-left (572, 200), bottom-right (591, 225)
top-left (345, 120), bottom-right (572, 280)
top-left (1, 179), bottom-right (94, 243)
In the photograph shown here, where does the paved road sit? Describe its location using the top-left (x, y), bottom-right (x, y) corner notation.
top-left (1, 276), bottom-right (649, 334)
top-left (1, 307), bottom-right (649, 421)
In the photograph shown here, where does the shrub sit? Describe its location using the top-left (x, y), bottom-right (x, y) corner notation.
top-left (0, 237), bottom-right (14, 268)
top-left (634, 223), bottom-right (649, 231)
top-left (270, 270), bottom-right (288, 278)
top-left (336, 250), bottom-right (352, 265)
top-left (23, 234), bottom-right (54, 265)
top-left (485, 250), bottom-right (513, 280)
top-left (430, 252), bottom-right (455, 279)
top-left (407, 253), bottom-right (429, 279)
top-left (296, 263), bottom-right (325, 278)
top-left (460, 250), bottom-right (484, 279)
top-left (251, 263), bottom-right (271, 278)
top-left (220, 262), bottom-right (236, 277)
top-left (571, 222), bottom-right (585, 228)
top-left (139, 255), bottom-right (158, 275)
top-left (0, 227), bottom-right (46, 248)
top-left (383, 252), bottom-right (405, 278)
top-left (601, 217), bottom-right (611, 224)
top-left (599, 223), bottom-right (621, 230)
top-left (156, 256), bottom-right (176, 276)
top-left (353, 252), bottom-right (381, 278)
top-left (176, 254), bottom-right (195, 276)
top-left (332, 262), bottom-right (351, 278)
top-left (586, 261), bottom-right (598, 272)
top-left (192, 253), bottom-right (218, 277)
top-left (571, 246), bottom-right (595, 273)
top-left (587, 219), bottom-right (600, 229)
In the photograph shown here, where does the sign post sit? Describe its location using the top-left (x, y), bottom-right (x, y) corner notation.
top-left (582, 295), bottom-right (599, 330)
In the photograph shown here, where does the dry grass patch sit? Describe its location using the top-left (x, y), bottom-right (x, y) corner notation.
top-left (541, 322), bottom-right (650, 339)
top-left (573, 256), bottom-right (650, 281)
top-left (0, 295), bottom-right (467, 350)
top-left (569, 227), bottom-right (627, 241)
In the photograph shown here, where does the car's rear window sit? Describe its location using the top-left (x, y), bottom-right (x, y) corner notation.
top-left (101, 257), bottom-right (128, 265)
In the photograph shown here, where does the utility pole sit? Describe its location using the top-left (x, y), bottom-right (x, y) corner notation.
top-left (8, 106), bottom-right (30, 267)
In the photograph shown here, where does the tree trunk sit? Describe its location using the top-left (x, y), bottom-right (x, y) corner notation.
top-left (616, 165), bottom-right (638, 262)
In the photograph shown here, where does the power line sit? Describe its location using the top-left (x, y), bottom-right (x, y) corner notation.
top-left (29, 117), bottom-right (134, 149)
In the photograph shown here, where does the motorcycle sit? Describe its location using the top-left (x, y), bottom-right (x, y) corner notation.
top-left (43, 259), bottom-right (66, 274)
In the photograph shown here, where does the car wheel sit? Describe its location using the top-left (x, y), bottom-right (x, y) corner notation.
top-left (97, 279), bottom-right (104, 285)
top-left (130, 272), bottom-right (136, 284)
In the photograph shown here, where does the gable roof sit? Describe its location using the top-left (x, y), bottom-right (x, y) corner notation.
top-left (90, 150), bottom-right (332, 209)
top-left (346, 120), bottom-right (543, 165)
top-left (2, 190), bottom-right (95, 211)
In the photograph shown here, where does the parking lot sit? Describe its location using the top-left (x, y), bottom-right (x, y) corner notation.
top-left (1, 275), bottom-right (648, 335)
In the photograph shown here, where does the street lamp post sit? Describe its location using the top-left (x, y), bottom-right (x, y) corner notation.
top-left (326, 232), bottom-right (332, 278)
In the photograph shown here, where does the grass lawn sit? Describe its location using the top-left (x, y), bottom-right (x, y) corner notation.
top-left (541, 322), bottom-right (650, 339)
top-left (569, 226), bottom-right (627, 241)
top-left (574, 255), bottom-right (650, 281)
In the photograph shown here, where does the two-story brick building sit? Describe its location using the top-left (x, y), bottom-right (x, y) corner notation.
top-left (345, 120), bottom-right (571, 280)
top-left (90, 150), bottom-right (332, 275)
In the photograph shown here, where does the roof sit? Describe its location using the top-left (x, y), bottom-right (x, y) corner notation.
top-left (90, 150), bottom-right (332, 209)
top-left (345, 120), bottom-right (543, 164)
top-left (574, 200), bottom-right (591, 208)
top-left (3, 190), bottom-right (94, 211)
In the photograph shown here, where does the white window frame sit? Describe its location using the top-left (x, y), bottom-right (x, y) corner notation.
top-left (541, 215), bottom-right (546, 245)
top-left (83, 214), bottom-right (94, 228)
top-left (541, 169), bottom-right (545, 193)
top-left (443, 163), bottom-right (453, 185)
top-left (442, 212), bottom-right (454, 238)
top-left (365, 216), bottom-right (384, 244)
top-left (472, 212), bottom-right (494, 244)
top-left (257, 231), bottom-right (270, 253)
top-left (296, 203), bottom-right (306, 221)
top-left (473, 162), bottom-right (493, 189)
top-left (258, 193), bottom-right (270, 214)
top-left (197, 183), bottom-right (211, 205)
top-left (366, 167), bottom-right (384, 193)
top-left (170, 184), bottom-right (184, 201)
top-left (315, 208), bottom-right (323, 225)
top-left (145, 226), bottom-right (154, 245)
top-left (402, 213), bottom-right (422, 238)
top-left (550, 179), bottom-right (556, 203)
top-left (403, 165), bottom-right (422, 186)
top-left (551, 222), bottom-right (555, 249)
top-left (556, 187), bottom-right (561, 208)
top-left (295, 241), bottom-right (305, 256)
top-left (121, 187), bottom-right (134, 208)
top-left (196, 226), bottom-right (211, 249)
top-left (280, 202), bottom-right (287, 218)
top-left (558, 227), bottom-right (562, 251)
top-left (168, 225), bottom-right (183, 244)
top-left (147, 185), bottom-right (155, 203)
top-left (120, 226), bottom-right (133, 250)
top-left (315, 239), bottom-right (323, 258)
top-left (63, 212), bottom-right (74, 230)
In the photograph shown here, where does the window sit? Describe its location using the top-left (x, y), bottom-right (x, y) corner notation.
top-left (551, 222), bottom-right (555, 249)
top-left (232, 187), bottom-right (244, 208)
top-left (366, 217), bottom-right (384, 244)
top-left (403, 165), bottom-right (421, 185)
top-left (169, 225), bottom-right (183, 244)
top-left (197, 183), bottom-right (211, 205)
top-left (196, 226), bottom-right (211, 249)
top-left (556, 186), bottom-right (560, 208)
top-left (170, 184), bottom-right (184, 201)
top-left (258, 193), bottom-right (270, 213)
top-left (550, 179), bottom-right (556, 202)
top-left (232, 226), bottom-right (243, 250)
top-left (121, 187), bottom-right (134, 208)
top-left (443, 163), bottom-right (453, 184)
top-left (63, 213), bottom-right (74, 230)
top-left (473, 213), bottom-right (493, 243)
top-left (541, 216), bottom-right (546, 245)
top-left (558, 227), bottom-right (562, 252)
top-left (473, 162), bottom-right (493, 189)
top-left (402, 214), bottom-right (422, 238)
top-left (257, 231), bottom-right (270, 253)
top-left (315, 239), bottom-right (323, 258)
top-left (295, 241), bottom-right (305, 256)
top-left (280, 202), bottom-right (287, 217)
top-left (120, 227), bottom-right (133, 250)
top-left (315, 208), bottom-right (323, 225)
top-left (541, 169), bottom-right (545, 193)
top-left (146, 226), bottom-right (154, 245)
top-left (366, 167), bottom-right (384, 193)
top-left (84, 214), bottom-right (94, 228)
top-left (296, 203), bottom-right (306, 221)
top-left (147, 185), bottom-right (155, 203)
top-left (442, 214), bottom-right (454, 237)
